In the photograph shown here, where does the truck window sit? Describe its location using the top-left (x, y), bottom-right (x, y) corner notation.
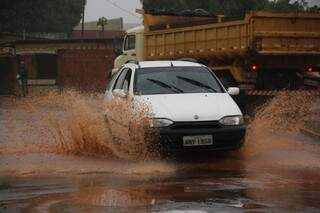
top-left (124, 35), bottom-right (136, 51)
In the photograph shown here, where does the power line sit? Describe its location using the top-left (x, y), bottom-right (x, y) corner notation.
top-left (105, 0), bottom-right (141, 19)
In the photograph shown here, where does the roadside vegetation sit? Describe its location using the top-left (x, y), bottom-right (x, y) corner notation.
top-left (141, 0), bottom-right (320, 16)
top-left (0, 0), bottom-right (86, 34)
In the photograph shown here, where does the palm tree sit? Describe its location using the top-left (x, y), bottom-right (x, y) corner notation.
top-left (97, 17), bottom-right (108, 38)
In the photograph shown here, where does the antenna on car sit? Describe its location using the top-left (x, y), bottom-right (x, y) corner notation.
top-left (171, 61), bottom-right (174, 67)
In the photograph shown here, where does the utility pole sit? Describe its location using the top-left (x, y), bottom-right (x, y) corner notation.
top-left (81, 0), bottom-right (85, 40)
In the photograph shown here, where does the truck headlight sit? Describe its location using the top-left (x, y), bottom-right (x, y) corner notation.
top-left (150, 118), bottom-right (173, 128)
top-left (219, 115), bottom-right (244, 126)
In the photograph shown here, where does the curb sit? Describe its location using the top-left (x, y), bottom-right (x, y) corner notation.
top-left (300, 127), bottom-right (320, 141)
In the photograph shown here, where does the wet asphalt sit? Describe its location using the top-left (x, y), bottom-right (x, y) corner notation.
top-left (1, 133), bottom-right (320, 213)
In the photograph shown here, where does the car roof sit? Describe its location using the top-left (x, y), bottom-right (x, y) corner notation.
top-left (131, 61), bottom-right (204, 69)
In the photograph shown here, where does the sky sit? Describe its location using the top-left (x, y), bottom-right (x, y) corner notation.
top-left (85, 0), bottom-right (320, 24)
top-left (85, 0), bottom-right (142, 24)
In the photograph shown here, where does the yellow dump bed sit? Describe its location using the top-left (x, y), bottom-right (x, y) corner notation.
top-left (144, 11), bottom-right (320, 61)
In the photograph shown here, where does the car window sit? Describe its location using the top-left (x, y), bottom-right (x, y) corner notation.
top-left (122, 69), bottom-right (132, 92)
top-left (134, 67), bottom-right (224, 95)
top-left (113, 68), bottom-right (132, 92)
top-left (216, 69), bottom-right (236, 88)
top-left (106, 70), bottom-right (121, 91)
top-left (114, 68), bottom-right (128, 90)
top-left (124, 35), bottom-right (135, 51)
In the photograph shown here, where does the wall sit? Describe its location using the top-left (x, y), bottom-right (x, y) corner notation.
top-left (0, 56), bottom-right (18, 95)
top-left (19, 54), bottom-right (57, 80)
top-left (70, 30), bottom-right (125, 39)
top-left (36, 55), bottom-right (57, 79)
top-left (57, 49), bottom-right (116, 92)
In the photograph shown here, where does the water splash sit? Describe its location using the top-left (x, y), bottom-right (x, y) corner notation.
top-left (0, 90), bottom-right (319, 175)
top-left (0, 90), bottom-right (159, 161)
top-left (241, 91), bottom-right (320, 168)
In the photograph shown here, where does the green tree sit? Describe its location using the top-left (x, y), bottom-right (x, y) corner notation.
top-left (265, 0), bottom-right (307, 11)
top-left (141, 0), bottom-right (269, 16)
top-left (97, 17), bottom-right (108, 38)
top-left (0, 0), bottom-right (86, 33)
top-left (308, 5), bottom-right (320, 12)
top-left (140, 0), bottom-right (319, 16)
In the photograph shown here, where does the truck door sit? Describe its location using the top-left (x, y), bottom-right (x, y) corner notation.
top-left (123, 34), bottom-right (137, 63)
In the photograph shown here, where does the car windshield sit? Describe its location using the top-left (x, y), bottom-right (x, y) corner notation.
top-left (134, 67), bottom-right (224, 95)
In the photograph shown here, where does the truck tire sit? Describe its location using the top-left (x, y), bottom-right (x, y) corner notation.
top-left (257, 69), bottom-right (299, 90)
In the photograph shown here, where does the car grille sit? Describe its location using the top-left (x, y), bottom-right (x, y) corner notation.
top-left (170, 121), bottom-right (221, 130)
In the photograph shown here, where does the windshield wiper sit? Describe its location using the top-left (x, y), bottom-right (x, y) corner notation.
top-left (176, 76), bottom-right (218, 93)
top-left (147, 78), bottom-right (184, 93)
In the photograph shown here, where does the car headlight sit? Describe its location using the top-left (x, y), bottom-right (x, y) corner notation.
top-left (150, 118), bottom-right (173, 128)
top-left (219, 115), bottom-right (244, 126)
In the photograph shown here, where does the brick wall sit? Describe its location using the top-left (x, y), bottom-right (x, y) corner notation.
top-left (57, 49), bottom-right (116, 92)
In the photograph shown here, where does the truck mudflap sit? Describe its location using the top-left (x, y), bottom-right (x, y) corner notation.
top-left (245, 90), bottom-right (320, 96)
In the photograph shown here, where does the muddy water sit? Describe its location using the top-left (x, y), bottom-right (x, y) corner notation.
top-left (0, 91), bottom-right (320, 212)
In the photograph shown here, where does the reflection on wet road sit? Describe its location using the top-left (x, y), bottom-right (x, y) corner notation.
top-left (1, 148), bottom-right (320, 213)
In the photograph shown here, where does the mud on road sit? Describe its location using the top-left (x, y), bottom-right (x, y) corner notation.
top-left (0, 91), bottom-right (320, 212)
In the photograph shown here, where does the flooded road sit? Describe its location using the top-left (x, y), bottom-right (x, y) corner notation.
top-left (1, 91), bottom-right (320, 212)
top-left (1, 145), bottom-right (320, 213)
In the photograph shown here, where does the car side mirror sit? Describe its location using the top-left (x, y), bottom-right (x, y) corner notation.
top-left (227, 87), bottom-right (240, 96)
top-left (113, 89), bottom-right (127, 98)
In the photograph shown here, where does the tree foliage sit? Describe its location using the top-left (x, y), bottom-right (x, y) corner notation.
top-left (141, 0), bottom-right (320, 16)
top-left (0, 0), bottom-right (85, 33)
top-left (97, 17), bottom-right (108, 32)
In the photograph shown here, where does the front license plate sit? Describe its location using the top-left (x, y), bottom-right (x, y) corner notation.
top-left (183, 135), bottom-right (213, 147)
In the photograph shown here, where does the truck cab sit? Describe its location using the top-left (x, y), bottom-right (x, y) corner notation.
top-left (113, 26), bottom-right (144, 74)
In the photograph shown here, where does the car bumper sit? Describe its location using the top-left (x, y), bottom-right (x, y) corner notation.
top-left (157, 124), bottom-right (246, 152)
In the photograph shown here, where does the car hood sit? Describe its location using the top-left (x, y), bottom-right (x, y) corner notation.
top-left (135, 93), bottom-right (242, 122)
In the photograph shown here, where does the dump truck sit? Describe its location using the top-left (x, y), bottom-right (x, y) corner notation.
top-left (113, 11), bottom-right (320, 91)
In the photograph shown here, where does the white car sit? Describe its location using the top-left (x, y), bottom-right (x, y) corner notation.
top-left (105, 61), bottom-right (246, 152)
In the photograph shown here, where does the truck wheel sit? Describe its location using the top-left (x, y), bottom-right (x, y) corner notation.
top-left (257, 70), bottom-right (301, 90)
